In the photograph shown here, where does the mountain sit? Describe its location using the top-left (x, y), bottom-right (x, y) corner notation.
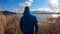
top-left (0, 11), bottom-right (16, 15)
top-left (31, 11), bottom-right (60, 14)
top-left (31, 11), bottom-right (47, 14)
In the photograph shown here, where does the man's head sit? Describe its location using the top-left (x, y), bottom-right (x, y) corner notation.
top-left (23, 6), bottom-right (30, 15)
top-left (24, 6), bottom-right (30, 11)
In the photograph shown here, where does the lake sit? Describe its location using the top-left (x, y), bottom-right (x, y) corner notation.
top-left (7, 13), bottom-right (53, 22)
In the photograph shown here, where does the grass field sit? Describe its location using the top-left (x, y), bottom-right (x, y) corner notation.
top-left (0, 13), bottom-right (60, 34)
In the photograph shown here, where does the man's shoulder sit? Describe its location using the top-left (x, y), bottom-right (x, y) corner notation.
top-left (20, 16), bottom-right (24, 20)
top-left (21, 15), bottom-right (36, 19)
top-left (31, 15), bottom-right (36, 18)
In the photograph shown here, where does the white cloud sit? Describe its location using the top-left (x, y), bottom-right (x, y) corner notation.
top-left (31, 7), bottom-right (60, 13)
top-left (30, 8), bottom-right (46, 11)
top-left (19, 0), bottom-right (34, 7)
top-left (50, 0), bottom-right (59, 7)
top-left (11, 8), bottom-right (24, 13)
top-left (50, 0), bottom-right (58, 4)
top-left (30, 8), bottom-right (50, 11)
top-left (48, 0), bottom-right (60, 13)
top-left (12, 8), bottom-right (20, 12)
top-left (29, 0), bottom-right (34, 2)
top-left (31, 8), bottom-right (60, 18)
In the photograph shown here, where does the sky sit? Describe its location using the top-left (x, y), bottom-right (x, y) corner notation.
top-left (0, 0), bottom-right (59, 11)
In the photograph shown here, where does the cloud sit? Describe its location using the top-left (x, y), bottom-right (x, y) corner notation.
top-left (9, 7), bottom-right (18, 11)
top-left (50, 0), bottom-right (59, 7)
top-left (11, 8), bottom-right (24, 13)
top-left (19, 0), bottom-right (34, 7)
top-left (30, 8), bottom-right (50, 11)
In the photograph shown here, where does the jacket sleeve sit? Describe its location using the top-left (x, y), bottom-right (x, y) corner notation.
top-left (34, 17), bottom-right (38, 32)
top-left (20, 18), bottom-right (24, 32)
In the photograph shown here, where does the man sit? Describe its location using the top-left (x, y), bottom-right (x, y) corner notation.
top-left (20, 6), bottom-right (38, 34)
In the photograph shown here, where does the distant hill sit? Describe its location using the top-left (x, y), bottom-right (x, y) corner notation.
top-left (0, 11), bottom-right (16, 15)
top-left (31, 11), bottom-right (60, 14)
top-left (31, 11), bottom-right (47, 14)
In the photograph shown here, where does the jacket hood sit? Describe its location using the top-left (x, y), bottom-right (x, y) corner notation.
top-left (23, 9), bottom-right (31, 16)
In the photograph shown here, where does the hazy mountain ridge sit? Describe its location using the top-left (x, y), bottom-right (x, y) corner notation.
top-left (31, 11), bottom-right (60, 14)
top-left (0, 11), bottom-right (16, 15)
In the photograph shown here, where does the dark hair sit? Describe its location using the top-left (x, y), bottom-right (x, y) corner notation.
top-left (23, 6), bottom-right (30, 15)
top-left (24, 6), bottom-right (30, 11)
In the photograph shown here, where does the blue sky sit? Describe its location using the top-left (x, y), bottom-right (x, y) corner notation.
top-left (0, 0), bottom-right (59, 11)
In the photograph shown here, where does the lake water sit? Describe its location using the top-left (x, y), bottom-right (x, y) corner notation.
top-left (7, 13), bottom-right (53, 22)
top-left (32, 14), bottom-right (51, 22)
top-left (7, 13), bottom-right (60, 22)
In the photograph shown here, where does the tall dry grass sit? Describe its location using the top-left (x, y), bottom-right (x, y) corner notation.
top-left (38, 18), bottom-right (60, 34)
top-left (0, 12), bottom-right (22, 34)
top-left (0, 12), bottom-right (60, 34)
top-left (0, 12), bottom-right (7, 34)
top-left (5, 16), bottom-right (22, 34)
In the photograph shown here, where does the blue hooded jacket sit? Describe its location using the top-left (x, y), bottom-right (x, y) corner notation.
top-left (20, 6), bottom-right (38, 34)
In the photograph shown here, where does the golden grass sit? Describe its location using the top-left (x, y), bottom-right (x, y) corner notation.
top-left (0, 13), bottom-right (22, 34)
top-left (0, 13), bottom-right (60, 34)
top-left (0, 12), bottom-right (7, 34)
